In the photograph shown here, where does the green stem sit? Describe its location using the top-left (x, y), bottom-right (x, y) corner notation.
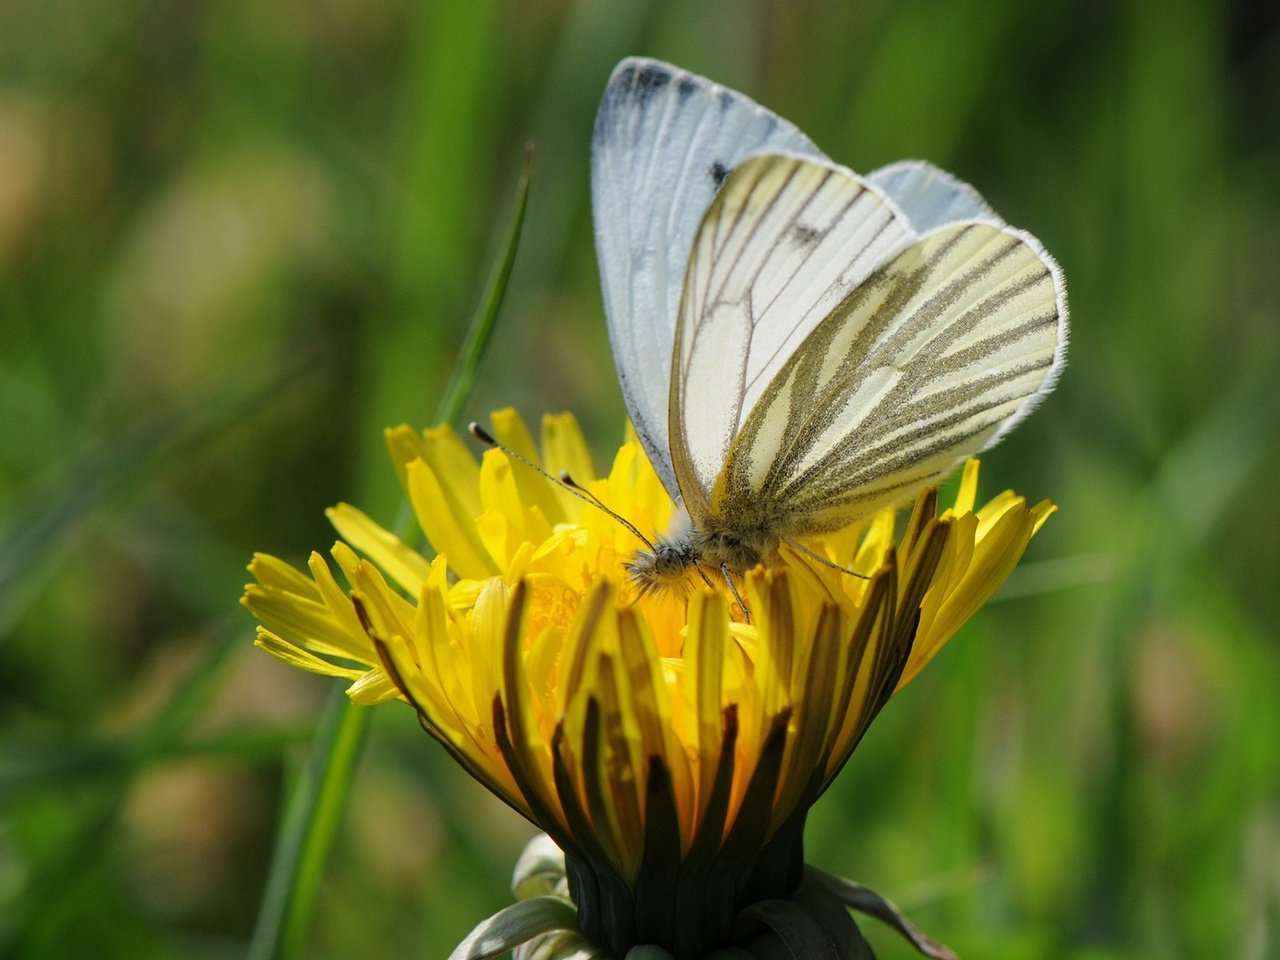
top-left (247, 693), bottom-right (370, 960)
top-left (246, 145), bottom-right (534, 960)
top-left (436, 142), bottom-right (535, 428)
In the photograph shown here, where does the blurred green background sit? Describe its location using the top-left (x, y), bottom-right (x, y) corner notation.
top-left (2, 0), bottom-right (1278, 958)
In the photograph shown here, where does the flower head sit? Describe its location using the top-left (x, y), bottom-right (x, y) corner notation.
top-left (243, 408), bottom-right (1053, 958)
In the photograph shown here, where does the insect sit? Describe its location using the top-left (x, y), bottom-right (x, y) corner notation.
top-left (588, 57), bottom-right (1068, 598)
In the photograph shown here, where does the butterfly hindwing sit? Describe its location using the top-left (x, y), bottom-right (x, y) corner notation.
top-left (868, 159), bottom-right (1005, 232)
top-left (668, 153), bottom-right (918, 525)
top-left (714, 212), bottom-right (1065, 535)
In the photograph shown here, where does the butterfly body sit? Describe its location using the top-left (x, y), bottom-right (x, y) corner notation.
top-left (592, 59), bottom-right (1067, 596)
top-left (625, 522), bottom-right (777, 596)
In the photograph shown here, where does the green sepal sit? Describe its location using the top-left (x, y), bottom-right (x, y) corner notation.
top-left (808, 866), bottom-right (957, 960)
top-left (515, 930), bottom-right (611, 960)
top-left (623, 947), bottom-right (676, 960)
top-left (450, 895), bottom-right (580, 960)
top-left (728, 872), bottom-right (870, 960)
top-left (514, 834), bottom-right (570, 901)
top-left (736, 899), bottom-right (841, 959)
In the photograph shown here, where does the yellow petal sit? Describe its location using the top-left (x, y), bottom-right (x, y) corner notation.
top-left (247, 552), bottom-right (323, 597)
top-left (327, 503), bottom-right (431, 596)
top-left (407, 458), bottom-right (500, 580)
top-left (490, 408), bottom-right (567, 525)
top-left (384, 423), bottom-right (428, 492)
top-left (422, 424), bottom-right (483, 521)
top-left (254, 629), bottom-right (366, 679)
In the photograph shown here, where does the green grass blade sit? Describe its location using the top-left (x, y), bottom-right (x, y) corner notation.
top-left (247, 691), bottom-right (370, 960)
top-left (246, 145), bottom-right (534, 960)
top-left (435, 143), bottom-right (535, 428)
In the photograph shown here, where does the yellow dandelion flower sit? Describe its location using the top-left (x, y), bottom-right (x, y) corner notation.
top-left (243, 408), bottom-right (1053, 959)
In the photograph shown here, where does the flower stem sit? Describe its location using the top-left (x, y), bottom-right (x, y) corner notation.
top-left (247, 692), bottom-right (369, 960)
top-left (246, 145), bottom-right (534, 960)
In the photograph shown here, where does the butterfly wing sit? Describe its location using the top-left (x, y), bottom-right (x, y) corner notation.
top-left (671, 154), bottom-right (1067, 536)
top-left (668, 153), bottom-right (918, 525)
top-left (591, 58), bottom-right (821, 501)
top-left (868, 159), bottom-right (1005, 232)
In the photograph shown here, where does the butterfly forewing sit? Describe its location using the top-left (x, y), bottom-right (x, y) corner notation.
top-left (711, 218), bottom-right (1064, 535)
top-left (669, 153), bottom-right (917, 524)
top-left (591, 58), bottom-right (821, 501)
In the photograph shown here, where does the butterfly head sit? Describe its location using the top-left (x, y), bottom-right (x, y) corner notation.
top-left (624, 535), bottom-right (699, 597)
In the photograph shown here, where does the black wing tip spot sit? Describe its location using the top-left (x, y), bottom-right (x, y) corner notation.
top-left (710, 161), bottom-right (730, 188)
top-left (631, 63), bottom-right (672, 103)
top-left (597, 62), bottom-right (673, 143)
top-left (676, 75), bottom-right (698, 101)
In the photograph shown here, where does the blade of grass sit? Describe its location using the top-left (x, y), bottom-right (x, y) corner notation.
top-left (356, 0), bottom-right (506, 519)
top-left (435, 142), bottom-right (536, 429)
top-left (247, 691), bottom-right (370, 960)
top-left (247, 145), bottom-right (534, 960)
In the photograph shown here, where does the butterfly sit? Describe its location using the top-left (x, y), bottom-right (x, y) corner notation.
top-left (590, 57), bottom-right (1068, 595)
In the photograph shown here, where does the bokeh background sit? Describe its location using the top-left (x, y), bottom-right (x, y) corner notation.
top-left (2, 1), bottom-right (1278, 958)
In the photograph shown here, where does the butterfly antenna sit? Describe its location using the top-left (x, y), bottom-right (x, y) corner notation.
top-left (782, 537), bottom-right (870, 580)
top-left (468, 423), bottom-right (658, 551)
top-left (557, 471), bottom-right (660, 552)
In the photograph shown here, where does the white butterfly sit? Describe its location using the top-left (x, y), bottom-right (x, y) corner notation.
top-left (590, 57), bottom-right (1068, 592)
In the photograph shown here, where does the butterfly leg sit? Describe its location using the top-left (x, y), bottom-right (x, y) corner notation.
top-left (719, 564), bottom-right (751, 623)
top-left (783, 537), bottom-right (870, 580)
